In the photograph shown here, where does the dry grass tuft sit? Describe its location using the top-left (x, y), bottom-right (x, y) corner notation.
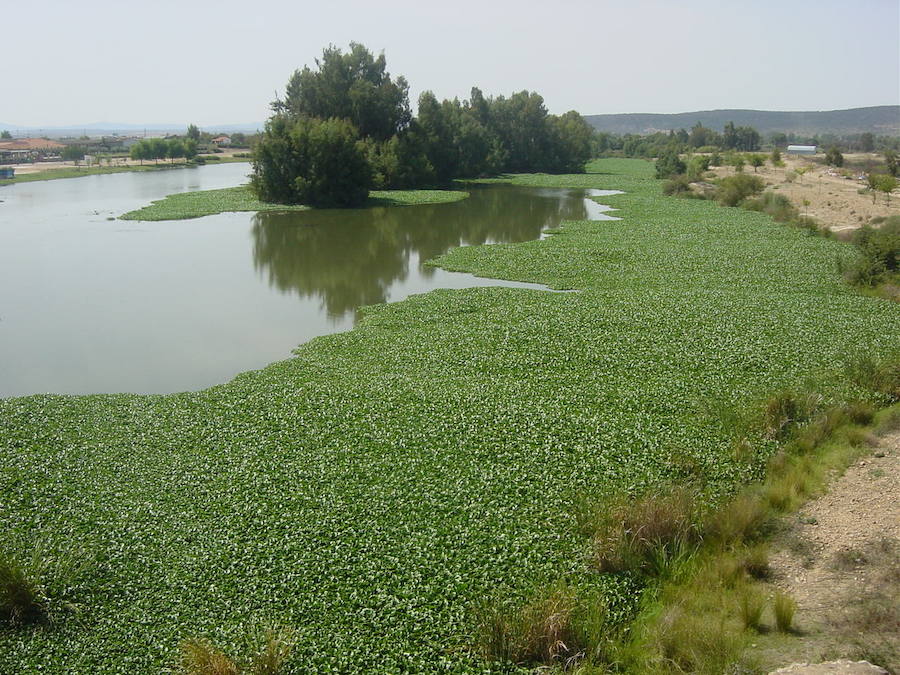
top-left (739, 545), bottom-right (771, 581)
top-left (474, 587), bottom-right (585, 667)
top-left (250, 629), bottom-right (294, 675)
top-left (705, 493), bottom-right (771, 547)
top-left (652, 604), bottom-right (744, 673)
top-left (738, 588), bottom-right (766, 631)
top-left (180, 629), bottom-right (294, 675)
top-left (180, 639), bottom-right (241, 675)
top-left (0, 556), bottom-right (46, 626)
top-left (589, 489), bottom-right (700, 576)
top-left (762, 390), bottom-right (821, 440)
top-left (773, 592), bottom-right (796, 633)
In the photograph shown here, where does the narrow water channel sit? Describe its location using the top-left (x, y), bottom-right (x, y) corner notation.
top-left (0, 163), bottom-right (619, 397)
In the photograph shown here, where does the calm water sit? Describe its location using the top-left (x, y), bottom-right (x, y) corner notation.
top-left (0, 163), bottom-right (618, 397)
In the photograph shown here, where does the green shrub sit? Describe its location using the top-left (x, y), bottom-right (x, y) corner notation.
top-left (662, 174), bottom-right (692, 196)
top-left (686, 155), bottom-right (710, 181)
top-left (742, 191), bottom-right (798, 222)
top-left (845, 401), bottom-right (876, 425)
top-left (825, 146), bottom-right (844, 167)
top-left (845, 355), bottom-right (900, 401)
top-left (655, 148), bottom-right (686, 179)
top-left (715, 174), bottom-right (764, 206)
top-left (853, 217), bottom-right (900, 274)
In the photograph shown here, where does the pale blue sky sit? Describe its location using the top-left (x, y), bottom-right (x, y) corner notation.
top-left (2, 0), bottom-right (898, 127)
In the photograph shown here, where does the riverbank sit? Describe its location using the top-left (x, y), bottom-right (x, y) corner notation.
top-left (1, 158), bottom-right (896, 673)
top-left (706, 153), bottom-right (899, 233)
top-left (0, 153), bottom-right (248, 186)
top-left (119, 185), bottom-right (470, 220)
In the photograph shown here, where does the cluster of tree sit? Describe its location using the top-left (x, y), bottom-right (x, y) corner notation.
top-left (772, 131), bottom-right (899, 153)
top-left (603, 121), bottom-right (763, 160)
top-left (61, 145), bottom-right (86, 164)
top-left (186, 124), bottom-right (260, 150)
top-left (252, 43), bottom-right (595, 207)
top-left (129, 138), bottom-right (198, 164)
top-left (600, 125), bottom-right (899, 161)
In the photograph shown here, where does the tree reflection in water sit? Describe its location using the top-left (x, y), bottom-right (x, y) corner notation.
top-left (251, 184), bottom-right (597, 320)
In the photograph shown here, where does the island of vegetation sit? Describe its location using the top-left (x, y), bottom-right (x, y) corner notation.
top-left (250, 43), bottom-right (594, 207)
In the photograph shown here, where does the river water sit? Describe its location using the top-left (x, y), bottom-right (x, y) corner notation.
top-left (0, 163), bottom-right (618, 397)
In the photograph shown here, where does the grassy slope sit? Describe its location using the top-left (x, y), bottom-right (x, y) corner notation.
top-left (1, 159), bottom-right (898, 673)
top-left (118, 185), bottom-right (470, 220)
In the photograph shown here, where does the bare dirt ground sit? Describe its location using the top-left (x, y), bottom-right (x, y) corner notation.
top-left (9, 148), bottom-right (248, 175)
top-left (751, 430), bottom-right (900, 674)
top-left (708, 154), bottom-right (899, 233)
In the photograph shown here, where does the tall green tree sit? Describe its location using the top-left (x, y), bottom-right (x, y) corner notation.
top-left (129, 141), bottom-right (148, 165)
top-left (148, 138), bottom-right (168, 163)
top-left (0, 130), bottom-right (11, 140)
top-left (186, 124), bottom-right (200, 142)
top-left (166, 139), bottom-right (185, 163)
top-left (547, 111), bottom-right (594, 172)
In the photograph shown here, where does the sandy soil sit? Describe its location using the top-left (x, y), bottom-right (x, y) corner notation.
top-left (8, 148), bottom-right (249, 175)
top-left (752, 429), bottom-right (900, 673)
top-left (707, 154), bottom-right (899, 232)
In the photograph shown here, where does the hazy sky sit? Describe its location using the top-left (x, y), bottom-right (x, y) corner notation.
top-left (3, 0), bottom-right (898, 127)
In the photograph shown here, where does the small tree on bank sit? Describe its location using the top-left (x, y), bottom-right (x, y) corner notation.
top-left (655, 148), bottom-right (685, 179)
top-left (61, 145), bottom-right (85, 166)
top-left (884, 149), bottom-right (898, 177)
top-left (825, 147), bottom-right (844, 167)
top-left (770, 147), bottom-right (783, 167)
top-left (873, 174), bottom-right (897, 203)
top-left (748, 154), bottom-right (766, 172)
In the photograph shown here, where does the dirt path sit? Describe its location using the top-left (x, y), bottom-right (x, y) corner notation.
top-left (753, 430), bottom-right (900, 673)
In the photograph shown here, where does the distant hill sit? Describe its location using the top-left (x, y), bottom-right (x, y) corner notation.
top-left (0, 122), bottom-right (264, 138)
top-left (584, 106), bottom-right (900, 136)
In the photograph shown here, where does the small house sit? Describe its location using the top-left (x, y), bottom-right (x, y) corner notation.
top-left (786, 145), bottom-right (817, 154)
top-left (211, 135), bottom-right (232, 148)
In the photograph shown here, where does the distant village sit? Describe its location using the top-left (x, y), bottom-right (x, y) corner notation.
top-left (0, 131), bottom-right (252, 167)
